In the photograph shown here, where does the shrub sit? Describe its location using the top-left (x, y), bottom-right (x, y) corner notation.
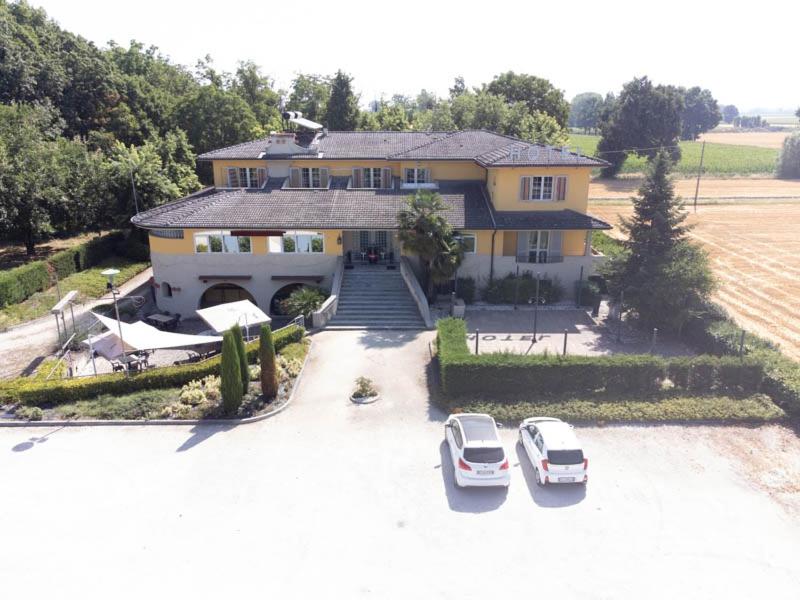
top-left (591, 232), bottom-right (625, 258)
top-left (353, 376), bottom-right (377, 399)
top-left (482, 272), bottom-right (563, 305)
top-left (220, 331), bottom-right (243, 415)
top-left (280, 286), bottom-right (326, 320)
top-left (456, 277), bottom-right (476, 304)
top-left (682, 303), bottom-right (776, 356)
top-left (230, 325), bottom-right (249, 392)
top-left (436, 318), bottom-right (765, 399)
top-left (776, 131), bottom-right (800, 179)
top-left (16, 406), bottom-right (43, 421)
top-left (576, 280), bottom-right (601, 307)
top-left (0, 261), bottom-right (50, 308)
top-left (1, 324), bottom-right (304, 406)
top-left (259, 324), bottom-right (278, 398)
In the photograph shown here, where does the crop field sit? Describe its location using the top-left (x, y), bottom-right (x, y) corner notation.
top-left (589, 201), bottom-right (800, 359)
top-left (570, 134), bottom-right (778, 176)
top-left (700, 130), bottom-right (792, 149)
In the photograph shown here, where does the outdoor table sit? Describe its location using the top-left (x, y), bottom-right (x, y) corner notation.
top-left (146, 313), bottom-right (179, 330)
top-left (118, 354), bottom-right (142, 372)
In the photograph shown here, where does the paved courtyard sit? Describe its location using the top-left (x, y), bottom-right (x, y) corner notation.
top-left (1, 330), bottom-right (798, 599)
top-left (463, 308), bottom-right (692, 356)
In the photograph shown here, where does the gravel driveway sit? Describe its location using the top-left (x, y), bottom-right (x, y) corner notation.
top-left (1, 329), bottom-right (798, 599)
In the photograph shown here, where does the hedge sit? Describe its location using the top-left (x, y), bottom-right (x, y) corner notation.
top-left (0, 232), bottom-right (137, 308)
top-left (437, 318), bottom-right (765, 399)
top-left (0, 325), bottom-right (304, 407)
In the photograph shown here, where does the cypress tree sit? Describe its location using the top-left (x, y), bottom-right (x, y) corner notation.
top-left (324, 70), bottom-right (359, 130)
top-left (230, 325), bottom-right (249, 392)
top-left (259, 324), bottom-right (278, 398)
top-left (220, 331), bottom-right (243, 415)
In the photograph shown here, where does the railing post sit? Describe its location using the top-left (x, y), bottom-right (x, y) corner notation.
top-left (475, 328), bottom-right (479, 355)
top-left (563, 329), bottom-right (568, 356)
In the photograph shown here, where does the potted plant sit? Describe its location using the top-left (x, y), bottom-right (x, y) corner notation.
top-left (350, 376), bottom-right (379, 404)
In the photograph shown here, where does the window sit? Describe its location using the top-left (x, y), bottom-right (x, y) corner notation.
top-left (458, 233), bottom-right (476, 254)
top-left (359, 230), bottom-right (371, 250)
top-left (287, 167), bottom-right (329, 189)
top-left (520, 175), bottom-right (567, 201)
top-left (404, 168), bottom-right (429, 184)
top-left (374, 230), bottom-right (388, 249)
top-left (227, 167), bottom-right (266, 188)
top-left (161, 282), bottom-right (172, 297)
top-left (547, 449), bottom-right (585, 465)
top-left (363, 168), bottom-right (382, 188)
top-left (194, 231), bottom-right (252, 254)
top-left (463, 447), bottom-right (505, 464)
top-left (280, 231), bottom-right (324, 253)
top-left (528, 230), bottom-right (550, 263)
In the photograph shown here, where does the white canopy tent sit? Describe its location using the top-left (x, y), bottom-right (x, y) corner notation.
top-left (196, 300), bottom-right (271, 335)
top-left (83, 312), bottom-right (223, 359)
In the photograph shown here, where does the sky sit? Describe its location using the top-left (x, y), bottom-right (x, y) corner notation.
top-left (28, 0), bottom-right (800, 112)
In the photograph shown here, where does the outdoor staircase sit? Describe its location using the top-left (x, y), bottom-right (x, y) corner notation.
top-left (327, 265), bottom-right (426, 330)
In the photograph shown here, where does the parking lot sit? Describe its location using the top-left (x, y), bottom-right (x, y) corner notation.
top-left (1, 330), bottom-right (799, 599)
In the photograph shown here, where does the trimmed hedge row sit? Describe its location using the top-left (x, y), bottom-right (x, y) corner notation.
top-left (0, 325), bottom-right (304, 407)
top-left (437, 318), bottom-right (764, 398)
top-left (0, 232), bottom-right (136, 308)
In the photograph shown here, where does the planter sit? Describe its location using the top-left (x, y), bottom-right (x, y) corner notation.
top-left (451, 298), bottom-right (466, 318)
top-left (350, 393), bottom-right (380, 405)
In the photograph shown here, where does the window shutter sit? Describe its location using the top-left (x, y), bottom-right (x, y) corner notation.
top-left (289, 168), bottom-right (301, 188)
top-left (352, 168), bottom-right (362, 188)
top-left (549, 231), bottom-right (563, 259)
top-left (520, 177), bottom-right (530, 200)
top-left (319, 168), bottom-right (329, 188)
top-left (381, 167), bottom-right (393, 189)
top-left (555, 176), bottom-right (567, 201)
top-left (227, 167), bottom-right (239, 187)
top-left (257, 168), bottom-right (267, 187)
top-left (516, 231), bottom-right (529, 259)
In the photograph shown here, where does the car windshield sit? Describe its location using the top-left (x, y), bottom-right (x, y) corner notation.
top-left (464, 447), bottom-right (504, 464)
top-left (547, 449), bottom-right (584, 465)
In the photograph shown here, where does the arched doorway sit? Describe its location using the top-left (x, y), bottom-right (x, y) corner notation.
top-left (199, 283), bottom-right (256, 309)
top-left (270, 283), bottom-right (304, 315)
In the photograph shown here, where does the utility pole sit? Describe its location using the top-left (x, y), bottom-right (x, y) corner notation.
top-left (693, 141), bottom-right (705, 213)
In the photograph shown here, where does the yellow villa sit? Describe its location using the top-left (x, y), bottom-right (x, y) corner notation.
top-left (132, 126), bottom-right (610, 328)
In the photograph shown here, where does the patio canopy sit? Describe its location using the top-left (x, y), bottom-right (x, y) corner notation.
top-left (82, 329), bottom-right (136, 360)
top-left (195, 300), bottom-right (271, 334)
top-left (84, 313), bottom-right (223, 358)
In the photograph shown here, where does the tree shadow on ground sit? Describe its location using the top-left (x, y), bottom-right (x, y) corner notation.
top-left (176, 422), bottom-right (236, 452)
top-left (356, 329), bottom-right (422, 349)
top-left (437, 440), bottom-right (508, 513)
top-left (514, 442), bottom-right (586, 507)
top-left (20, 356), bottom-right (46, 377)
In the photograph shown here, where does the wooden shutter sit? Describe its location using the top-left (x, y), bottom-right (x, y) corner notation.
top-left (319, 168), bottom-right (330, 188)
top-left (227, 167), bottom-right (239, 187)
top-left (555, 176), bottom-right (567, 201)
top-left (519, 177), bottom-right (531, 200)
top-left (548, 231), bottom-right (563, 261)
top-left (289, 168), bottom-right (301, 188)
top-left (351, 168), bottom-right (363, 188)
top-left (257, 168), bottom-right (267, 187)
top-left (516, 231), bottom-right (529, 261)
top-left (381, 167), bottom-right (393, 189)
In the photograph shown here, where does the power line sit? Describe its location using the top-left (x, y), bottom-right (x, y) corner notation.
top-left (592, 144), bottom-right (682, 155)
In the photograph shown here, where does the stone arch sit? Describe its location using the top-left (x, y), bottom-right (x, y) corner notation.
top-left (199, 283), bottom-right (256, 309)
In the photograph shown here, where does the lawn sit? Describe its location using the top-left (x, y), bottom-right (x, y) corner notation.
top-left (0, 257), bottom-right (149, 329)
top-left (570, 134), bottom-right (778, 176)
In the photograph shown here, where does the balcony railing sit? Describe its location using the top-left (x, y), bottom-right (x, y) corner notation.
top-left (515, 254), bottom-right (564, 264)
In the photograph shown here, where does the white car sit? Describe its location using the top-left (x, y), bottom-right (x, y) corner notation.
top-left (444, 413), bottom-right (510, 488)
top-left (518, 417), bottom-right (588, 485)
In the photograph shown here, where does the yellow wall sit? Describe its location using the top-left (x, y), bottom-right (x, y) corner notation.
top-left (150, 229), bottom-right (341, 256)
top-left (493, 230), bottom-right (586, 257)
top-left (212, 160), bottom-right (269, 187)
top-left (487, 167), bottom-right (592, 213)
top-left (563, 231), bottom-right (587, 256)
top-left (284, 159), bottom-right (485, 181)
top-left (322, 230), bottom-right (342, 255)
top-left (460, 230), bottom-right (494, 255)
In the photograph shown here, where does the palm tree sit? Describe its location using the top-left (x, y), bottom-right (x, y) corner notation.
top-left (397, 191), bottom-right (464, 300)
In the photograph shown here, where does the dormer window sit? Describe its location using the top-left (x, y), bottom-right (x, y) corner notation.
top-left (227, 167), bottom-right (266, 188)
top-left (287, 167), bottom-right (330, 189)
top-left (350, 167), bottom-right (393, 189)
top-left (404, 168), bottom-right (429, 185)
top-left (520, 175), bottom-right (568, 202)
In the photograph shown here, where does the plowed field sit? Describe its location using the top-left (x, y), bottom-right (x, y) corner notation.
top-left (590, 202), bottom-right (800, 358)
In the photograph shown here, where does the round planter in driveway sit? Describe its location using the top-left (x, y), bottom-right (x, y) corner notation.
top-left (350, 393), bottom-right (379, 404)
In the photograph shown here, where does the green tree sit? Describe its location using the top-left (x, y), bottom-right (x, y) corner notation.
top-left (504, 104), bottom-right (568, 146)
top-left (569, 92), bottom-right (604, 132)
top-left (357, 110), bottom-right (380, 131)
top-left (324, 70), bottom-right (359, 130)
top-left (603, 151), bottom-right (714, 332)
top-left (597, 77), bottom-right (683, 177)
top-left (280, 287), bottom-right (325, 320)
top-left (220, 330), bottom-right (243, 415)
top-left (287, 73), bottom-right (331, 122)
top-left (415, 89), bottom-right (437, 111)
top-left (679, 86), bottom-right (721, 140)
top-left (376, 103), bottom-right (410, 131)
top-left (777, 132), bottom-right (800, 179)
top-left (485, 71), bottom-right (570, 128)
top-left (0, 103), bottom-right (65, 254)
top-left (230, 324), bottom-right (249, 392)
top-left (722, 104), bottom-right (739, 124)
top-left (449, 76), bottom-right (467, 99)
top-left (397, 191), bottom-right (464, 300)
top-left (259, 324), bottom-right (278, 398)
top-left (232, 60), bottom-right (283, 130)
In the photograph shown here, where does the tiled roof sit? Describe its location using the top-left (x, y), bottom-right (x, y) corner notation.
top-left (132, 179), bottom-right (493, 230)
top-left (132, 179), bottom-right (611, 232)
top-left (196, 130), bottom-right (607, 167)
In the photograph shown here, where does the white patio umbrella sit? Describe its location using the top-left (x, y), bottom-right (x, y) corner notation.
top-left (195, 300), bottom-right (271, 336)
